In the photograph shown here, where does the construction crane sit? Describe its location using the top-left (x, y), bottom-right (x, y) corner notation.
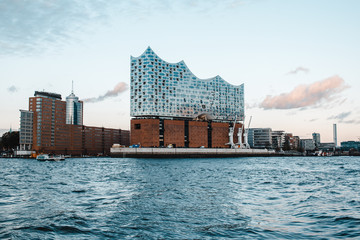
top-left (243, 116), bottom-right (252, 149)
top-left (236, 116), bottom-right (252, 149)
top-left (226, 116), bottom-right (237, 148)
top-left (247, 116), bottom-right (252, 130)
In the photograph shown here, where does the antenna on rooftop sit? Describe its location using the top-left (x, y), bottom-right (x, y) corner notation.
top-left (71, 80), bottom-right (74, 94)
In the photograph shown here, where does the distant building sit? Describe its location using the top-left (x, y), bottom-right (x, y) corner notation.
top-left (130, 47), bottom-right (245, 148)
top-left (312, 133), bottom-right (321, 148)
top-left (293, 136), bottom-right (300, 150)
top-left (284, 133), bottom-right (300, 150)
top-left (19, 90), bottom-right (129, 156)
top-left (300, 139), bottom-right (316, 151)
top-left (248, 128), bottom-right (272, 149)
top-left (66, 87), bottom-right (83, 125)
top-left (19, 110), bottom-right (33, 151)
top-left (272, 130), bottom-right (285, 149)
top-left (319, 142), bottom-right (335, 151)
top-left (31, 91), bottom-right (64, 149)
top-left (341, 141), bottom-right (360, 151)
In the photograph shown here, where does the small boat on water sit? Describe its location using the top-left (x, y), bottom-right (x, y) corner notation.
top-left (36, 154), bottom-right (65, 161)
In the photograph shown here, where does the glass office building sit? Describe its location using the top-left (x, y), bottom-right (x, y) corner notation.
top-left (130, 47), bottom-right (244, 121)
top-left (248, 128), bottom-right (273, 149)
top-left (66, 91), bottom-right (83, 125)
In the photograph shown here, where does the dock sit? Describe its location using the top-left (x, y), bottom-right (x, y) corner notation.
top-left (110, 147), bottom-right (282, 158)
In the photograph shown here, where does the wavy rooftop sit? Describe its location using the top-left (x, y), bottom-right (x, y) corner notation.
top-left (130, 47), bottom-right (244, 121)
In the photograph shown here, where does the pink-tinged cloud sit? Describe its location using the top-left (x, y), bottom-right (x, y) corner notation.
top-left (260, 75), bottom-right (349, 109)
top-left (83, 82), bottom-right (128, 103)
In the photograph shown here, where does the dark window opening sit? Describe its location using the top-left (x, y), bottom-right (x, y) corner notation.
top-left (135, 124), bottom-right (141, 129)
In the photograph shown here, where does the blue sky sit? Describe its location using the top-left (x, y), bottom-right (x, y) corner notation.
top-left (1, 0), bottom-right (359, 143)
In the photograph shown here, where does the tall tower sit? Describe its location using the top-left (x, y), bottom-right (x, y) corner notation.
top-left (66, 81), bottom-right (83, 125)
top-left (30, 91), bottom-right (65, 149)
top-left (333, 124), bottom-right (337, 147)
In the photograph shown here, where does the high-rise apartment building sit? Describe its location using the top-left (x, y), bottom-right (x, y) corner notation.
top-left (19, 110), bottom-right (33, 151)
top-left (30, 91), bottom-right (65, 149)
top-left (130, 47), bottom-right (245, 148)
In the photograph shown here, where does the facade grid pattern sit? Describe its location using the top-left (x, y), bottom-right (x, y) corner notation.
top-left (130, 47), bottom-right (244, 121)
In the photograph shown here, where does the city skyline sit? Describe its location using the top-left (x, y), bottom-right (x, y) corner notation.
top-left (1, 0), bottom-right (359, 143)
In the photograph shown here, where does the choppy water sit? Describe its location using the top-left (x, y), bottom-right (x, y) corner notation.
top-left (0, 156), bottom-right (359, 239)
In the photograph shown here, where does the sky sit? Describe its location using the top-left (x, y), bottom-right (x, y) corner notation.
top-left (0, 0), bottom-right (359, 143)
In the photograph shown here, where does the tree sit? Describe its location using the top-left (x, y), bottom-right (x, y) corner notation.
top-left (283, 139), bottom-right (291, 151)
top-left (1, 131), bottom-right (19, 151)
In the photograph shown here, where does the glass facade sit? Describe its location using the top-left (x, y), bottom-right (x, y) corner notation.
top-left (130, 47), bottom-right (244, 121)
top-left (66, 93), bottom-right (83, 125)
top-left (341, 141), bottom-right (360, 151)
top-left (248, 128), bottom-right (273, 149)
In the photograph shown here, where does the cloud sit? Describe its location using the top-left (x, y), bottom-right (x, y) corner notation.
top-left (340, 120), bottom-right (360, 125)
top-left (260, 75), bottom-right (349, 110)
top-left (245, 102), bottom-right (258, 109)
top-left (0, 0), bottom-right (111, 55)
top-left (0, 0), bottom-right (252, 55)
top-left (83, 82), bottom-right (128, 103)
top-left (327, 112), bottom-right (360, 125)
top-left (328, 112), bottom-right (351, 121)
top-left (7, 85), bottom-right (18, 92)
top-left (287, 67), bottom-right (309, 75)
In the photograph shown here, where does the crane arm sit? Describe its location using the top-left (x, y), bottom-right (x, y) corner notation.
top-left (247, 116), bottom-right (252, 129)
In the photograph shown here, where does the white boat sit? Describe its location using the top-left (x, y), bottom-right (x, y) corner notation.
top-left (36, 154), bottom-right (49, 161)
top-left (36, 154), bottom-right (65, 161)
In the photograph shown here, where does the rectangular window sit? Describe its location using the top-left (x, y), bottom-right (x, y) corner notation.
top-left (135, 124), bottom-right (141, 129)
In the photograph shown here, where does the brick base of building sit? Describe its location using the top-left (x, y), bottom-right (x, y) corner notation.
top-left (33, 126), bottom-right (130, 156)
top-left (130, 118), bottom-right (243, 148)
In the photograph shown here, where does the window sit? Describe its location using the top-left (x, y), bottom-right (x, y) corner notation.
top-left (135, 124), bottom-right (141, 129)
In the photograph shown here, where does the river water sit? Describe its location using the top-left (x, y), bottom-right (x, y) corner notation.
top-left (0, 156), bottom-right (359, 239)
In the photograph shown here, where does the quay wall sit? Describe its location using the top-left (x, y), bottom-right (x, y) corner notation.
top-left (110, 147), bottom-right (280, 158)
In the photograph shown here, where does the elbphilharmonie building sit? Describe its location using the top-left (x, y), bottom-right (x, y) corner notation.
top-left (130, 47), bottom-right (244, 121)
top-left (130, 47), bottom-right (245, 148)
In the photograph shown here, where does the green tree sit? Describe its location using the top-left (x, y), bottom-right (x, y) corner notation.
top-left (283, 139), bottom-right (291, 151)
top-left (1, 131), bottom-right (19, 150)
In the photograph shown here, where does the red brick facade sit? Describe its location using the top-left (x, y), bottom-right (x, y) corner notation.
top-left (189, 121), bottom-right (208, 148)
top-left (28, 95), bottom-right (129, 155)
top-left (130, 119), bottom-right (243, 148)
top-left (164, 120), bottom-right (185, 147)
top-left (131, 119), bottom-right (160, 147)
